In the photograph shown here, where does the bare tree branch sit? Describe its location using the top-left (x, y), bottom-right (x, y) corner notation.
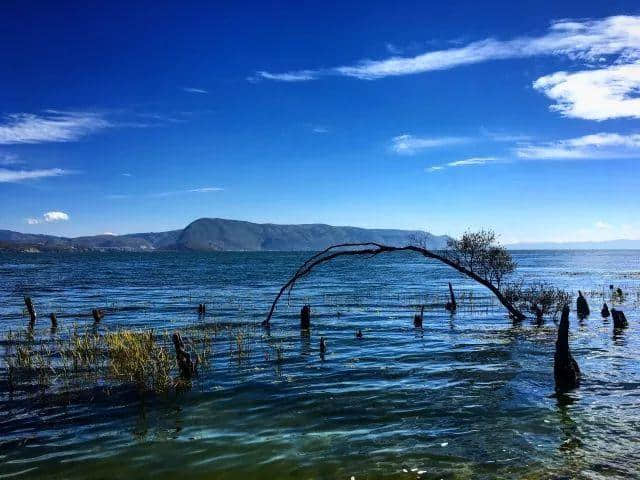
top-left (263, 241), bottom-right (526, 325)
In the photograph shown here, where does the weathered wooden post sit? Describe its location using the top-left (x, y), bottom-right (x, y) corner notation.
top-left (576, 291), bottom-right (590, 319)
top-left (300, 305), bottom-right (311, 329)
top-left (319, 336), bottom-right (326, 357)
top-left (198, 304), bottom-right (206, 315)
top-left (611, 309), bottom-right (628, 329)
top-left (172, 332), bottom-right (196, 379)
top-left (601, 302), bottom-right (610, 318)
top-left (91, 309), bottom-right (104, 323)
top-left (24, 297), bottom-right (37, 325)
top-left (554, 305), bottom-right (581, 393)
top-left (50, 313), bottom-right (58, 330)
top-left (445, 283), bottom-right (457, 312)
top-left (413, 305), bottom-right (424, 327)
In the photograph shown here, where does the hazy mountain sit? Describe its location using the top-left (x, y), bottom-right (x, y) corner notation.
top-left (175, 218), bottom-right (449, 251)
top-left (0, 218), bottom-right (449, 252)
top-left (507, 239), bottom-right (640, 250)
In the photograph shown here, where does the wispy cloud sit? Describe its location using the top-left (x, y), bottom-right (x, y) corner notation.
top-left (254, 15), bottom-right (640, 82)
top-left (182, 87), bottom-right (209, 94)
top-left (0, 110), bottom-right (111, 144)
top-left (533, 63), bottom-right (640, 120)
top-left (0, 153), bottom-right (23, 165)
top-left (250, 70), bottom-right (319, 82)
top-left (391, 134), bottom-right (468, 154)
top-left (26, 211), bottom-right (70, 224)
top-left (426, 156), bottom-right (499, 172)
top-left (516, 132), bottom-right (640, 159)
top-left (107, 187), bottom-right (223, 200)
top-left (312, 126), bottom-right (329, 134)
top-left (0, 167), bottom-right (71, 183)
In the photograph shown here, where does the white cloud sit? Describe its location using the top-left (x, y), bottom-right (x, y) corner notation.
top-left (25, 211), bottom-right (70, 225)
top-left (391, 134), bottom-right (468, 154)
top-left (43, 211), bottom-right (69, 222)
top-left (426, 156), bottom-right (498, 172)
top-left (122, 173), bottom-right (132, 177)
top-left (516, 132), bottom-right (640, 159)
top-left (0, 110), bottom-right (111, 144)
top-left (187, 187), bottom-right (223, 193)
top-left (0, 167), bottom-right (70, 183)
top-left (182, 87), bottom-right (208, 94)
top-left (312, 126), bottom-right (328, 134)
top-left (533, 63), bottom-right (640, 120)
top-left (254, 15), bottom-right (640, 81)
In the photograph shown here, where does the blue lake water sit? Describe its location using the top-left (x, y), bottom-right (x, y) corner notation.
top-left (0, 250), bottom-right (639, 479)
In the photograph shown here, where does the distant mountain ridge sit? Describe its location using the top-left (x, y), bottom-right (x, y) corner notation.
top-left (507, 239), bottom-right (640, 250)
top-left (0, 218), bottom-right (449, 252)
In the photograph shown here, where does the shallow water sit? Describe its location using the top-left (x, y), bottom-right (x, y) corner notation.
top-left (1, 250), bottom-right (639, 479)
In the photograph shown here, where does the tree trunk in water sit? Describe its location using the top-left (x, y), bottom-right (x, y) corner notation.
top-left (554, 306), bottom-right (580, 393)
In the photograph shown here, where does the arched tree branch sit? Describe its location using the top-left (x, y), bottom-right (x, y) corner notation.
top-left (263, 242), bottom-right (526, 325)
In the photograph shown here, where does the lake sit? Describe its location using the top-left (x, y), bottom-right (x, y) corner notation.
top-left (1, 250), bottom-right (639, 479)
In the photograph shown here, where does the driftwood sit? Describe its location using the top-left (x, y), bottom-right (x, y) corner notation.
top-left (172, 332), bottom-right (196, 379)
top-left (445, 282), bottom-right (457, 312)
top-left (24, 297), bottom-right (36, 325)
top-left (554, 306), bottom-right (581, 393)
top-left (576, 291), bottom-right (590, 319)
top-left (413, 305), bottom-right (424, 327)
top-left (300, 305), bottom-right (311, 329)
top-left (263, 242), bottom-right (526, 326)
top-left (92, 309), bottom-right (104, 323)
top-left (611, 309), bottom-right (628, 329)
top-left (601, 302), bottom-right (610, 318)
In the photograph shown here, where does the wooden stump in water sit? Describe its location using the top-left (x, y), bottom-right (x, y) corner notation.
top-left (172, 332), bottom-right (196, 379)
top-left (413, 305), bottom-right (424, 328)
top-left (198, 304), bottom-right (206, 315)
top-left (601, 302), bottom-right (610, 318)
top-left (92, 309), bottom-right (104, 323)
top-left (612, 309), bottom-right (628, 329)
top-left (554, 305), bottom-right (581, 393)
top-left (50, 313), bottom-right (58, 330)
top-left (300, 305), bottom-right (311, 329)
top-left (319, 336), bottom-right (326, 357)
top-left (445, 282), bottom-right (457, 313)
top-left (24, 297), bottom-right (37, 325)
top-left (576, 291), bottom-right (590, 319)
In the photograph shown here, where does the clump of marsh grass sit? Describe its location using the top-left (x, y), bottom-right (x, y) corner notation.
top-left (105, 330), bottom-right (174, 394)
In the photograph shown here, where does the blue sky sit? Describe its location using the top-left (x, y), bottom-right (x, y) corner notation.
top-left (1, 1), bottom-right (639, 243)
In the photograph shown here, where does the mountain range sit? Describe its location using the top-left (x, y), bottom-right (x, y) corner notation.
top-left (0, 218), bottom-right (449, 252)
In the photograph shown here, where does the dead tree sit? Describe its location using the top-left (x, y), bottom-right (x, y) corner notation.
top-left (576, 291), bottom-right (590, 319)
top-left (24, 297), bottom-right (37, 325)
top-left (554, 306), bottom-right (580, 393)
top-left (300, 305), bottom-right (311, 329)
top-left (413, 305), bottom-right (424, 327)
top-left (445, 282), bottom-right (457, 312)
top-left (263, 237), bottom-right (525, 326)
top-left (611, 309), bottom-right (628, 329)
top-left (172, 332), bottom-right (196, 379)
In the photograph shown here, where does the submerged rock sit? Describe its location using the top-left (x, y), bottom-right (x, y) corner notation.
top-left (554, 306), bottom-right (581, 393)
